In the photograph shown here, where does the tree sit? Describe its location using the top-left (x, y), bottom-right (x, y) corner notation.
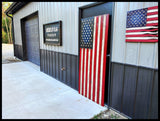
top-left (2, 2), bottom-right (13, 44)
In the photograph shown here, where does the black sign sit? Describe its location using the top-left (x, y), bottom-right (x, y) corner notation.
top-left (43, 21), bottom-right (62, 45)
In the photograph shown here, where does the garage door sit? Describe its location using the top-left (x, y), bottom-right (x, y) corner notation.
top-left (24, 15), bottom-right (40, 66)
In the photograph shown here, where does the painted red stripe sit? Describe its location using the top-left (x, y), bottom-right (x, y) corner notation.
top-left (126, 34), bottom-right (158, 37)
top-left (81, 48), bottom-right (85, 95)
top-left (146, 23), bottom-right (158, 26)
top-left (126, 28), bottom-right (158, 33)
top-left (85, 49), bottom-right (88, 97)
top-left (101, 14), bottom-right (109, 106)
top-left (147, 11), bottom-right (158, 16)
top-left (92, 16), bottom-right (99, 102)
top-left (147, 17), bottom-right (158, 21)
top-left (97, 15), bottom-right (103, 104)
top-left (78, 49), bottom-right (82, 94)
top-left (89, 49), bottom-right (92, 100)
top-left (148, 6), bottom-right (158, 10)
top-left (126, 39), bottom-right (158, 42)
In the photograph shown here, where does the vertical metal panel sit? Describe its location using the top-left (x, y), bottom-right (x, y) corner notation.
top-left (148, 70), bottom-right (158, 119)
top-left (154, 45), bottom-right (158, 69)
top-left (76, 56), bottom-right (79, 91)
top-left (110, 63), bottom-right (124, 112)
top-left (42, 49), bottom-right (45, 72)
top-left (14, 44), bottom-right (23, 60)
top-left (111, 2), bottom-right (128, 63)
top-left (71, 55), bottom-right (76, 89)
top-left (66, 54), bottom-right (71, 86)
top-left (14, 45), bottom-right (17, 57)
top-left (62, 53), bottom-right (67, 84)
top-left (43, 50), bottom-right (46, 72)
top-left (59, 53), bottom-right (63, 82)
top-left (46, 49), bottom-right (49, 74)
top-left (138, 43), bottom-right (155, 68)
top-left (40, 49), bottom-right (42, 71)
top-left (46, 49), bottom-right (48, 74)
top-left (52, 51), bottom-right (56, 78)
top-left (55, 52), bottom-right (59, 80)
top-left (18, 45), bottom-right (21, 59)
top-left (122, 65), bottom-right (138, 118)
top-left (14, 45), bottom-right (23, 60)
top-left (134, 68), bottom-right (154, 119)
top-left (16, 45), bottom-right (18, 58)
top-left (44, 49), bottom-right (47, 74)
top-left (47, 50), bottom-right (50, 75)
top-left (49, 50), bottom-right (52, 76)
top-left (13, 17), bottom-right (22, 45)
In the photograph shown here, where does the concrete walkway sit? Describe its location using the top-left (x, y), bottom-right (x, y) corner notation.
top-left (2, 61), bottom-right (107, 119)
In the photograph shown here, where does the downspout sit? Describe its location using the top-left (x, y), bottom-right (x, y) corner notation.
top-left (6, 12), bottom-right (16, 57)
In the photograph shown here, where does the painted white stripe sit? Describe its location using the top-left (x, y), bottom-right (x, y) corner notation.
top-left (99, 15), bottom-right (106, 105)
top-left (126, 26), bottom-right (158, 30)
top-left (126, 31), bottom-right (158, 35)
top-left (83, 49), bottom-right (87, 96)
top-left (87, 49), bottom-right (91, 98)
top-left (147, 20), bottom-right (158, 23)
top-left (80, 48), bottom-right (84, 94)
top-left (147, 14), bottom-right (158, 18)
top-left (147, 9), bottom-right (158, 13)
top-left (91, 16), bottom-right (97, 100)
top-left (95, 16), bottom-right (101, 102)
top-left (126, 37), bottom-right (158, 39)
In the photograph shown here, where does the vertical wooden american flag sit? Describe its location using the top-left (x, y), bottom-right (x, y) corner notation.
top-left (79, 14), bottom-right (109, 106)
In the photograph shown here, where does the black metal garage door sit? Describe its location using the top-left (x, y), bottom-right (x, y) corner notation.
top-left (24, 15), bottom-right (40, 66)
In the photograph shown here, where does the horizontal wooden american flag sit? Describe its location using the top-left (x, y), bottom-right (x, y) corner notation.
top-left (126, 6), bottom-right (158, 42)
top-left (79, 14), bottom-right (109, 106)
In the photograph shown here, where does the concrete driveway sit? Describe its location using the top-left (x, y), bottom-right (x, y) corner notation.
top-left (2, 61), bottom-right (107, 119)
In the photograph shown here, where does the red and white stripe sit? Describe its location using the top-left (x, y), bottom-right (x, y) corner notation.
top-left (126, 6), bottom-right (158, 42)
top-left (79, 14), bottom-right (109, 106)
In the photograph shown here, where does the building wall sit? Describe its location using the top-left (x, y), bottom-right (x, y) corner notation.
top-left (111, 2), bottom-right (158, 69)
top-left (110, 2), bottom-right (158, 119)
top-left (13, 2), bottom-right (93, 56)
top-left (12, 2), bottom-right (158, 119)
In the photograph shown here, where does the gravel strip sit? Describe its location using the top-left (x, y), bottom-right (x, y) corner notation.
top-left (91, 109), bottom-right (128, 119)
top-left (2, 44), bottom-right (21, 64)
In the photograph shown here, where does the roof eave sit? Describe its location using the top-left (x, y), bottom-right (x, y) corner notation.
top-left (5, 2), bottom-right (29, 15)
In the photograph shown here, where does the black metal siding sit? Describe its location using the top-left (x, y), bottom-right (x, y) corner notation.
top-left (122, 65), bottom-right (138, 118)
top-left (110, 62), bottom-right (158, 119)
top-left (134, 68), bottom-right (154, 119)
top-left (40, 49), bottom-right (79, 91)
top-left (148, 70), bottom-right (158, 119)
top-left (14, 44), bottom-right (23, 60)
top-left (110, 63), bottom-right (124, 112)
